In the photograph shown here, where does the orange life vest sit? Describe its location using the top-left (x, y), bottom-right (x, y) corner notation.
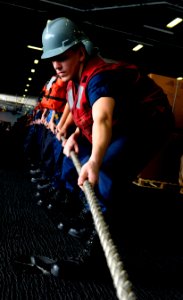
top-left (41, 76), bottom-right (67, 112)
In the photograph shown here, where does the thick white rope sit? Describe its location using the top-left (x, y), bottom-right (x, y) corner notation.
top-left (69, 149), bottom-right (137, 300)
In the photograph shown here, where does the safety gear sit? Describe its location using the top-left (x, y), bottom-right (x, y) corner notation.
top-left (81, 39), bottom-right (95, 56)
top-left (67, 56), bottom-right (136, 142)
top-left (40, 76), bottom-right (67, 112)
top-left (67, 55), bottom-right (172, 143)
top-left (42, 17), bottom-right (85, 59)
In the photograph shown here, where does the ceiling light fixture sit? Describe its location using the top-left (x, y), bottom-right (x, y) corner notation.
top-left (27, 45), bottom-right (42, 51)
top-left (166, 17), bottom-right (183, 28)
top-left (132, 44), bottom-right (143, 52)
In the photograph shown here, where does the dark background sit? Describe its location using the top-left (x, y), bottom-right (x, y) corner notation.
top-left (1, 0), bottom-right (183, 98)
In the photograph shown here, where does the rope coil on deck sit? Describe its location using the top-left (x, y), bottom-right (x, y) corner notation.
top-left (69, 149), bottom-right (137, 300)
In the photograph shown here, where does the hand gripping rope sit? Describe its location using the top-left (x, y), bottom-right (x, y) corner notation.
top-left (62, 137), bottom-right (137, 300)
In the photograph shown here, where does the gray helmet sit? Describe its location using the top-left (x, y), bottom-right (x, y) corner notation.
top-left (41, 17), bottom-right (93, 59)
top-left (81, 39), bottom-right (95, 56)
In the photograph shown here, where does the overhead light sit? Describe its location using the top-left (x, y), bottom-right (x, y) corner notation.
top-left (166, 17), bottom-right (183, 28)
top-left (177, 77), bottom-right (183, 81)
top-left (34, 59), bottom-right (39, 64)
top-left (31, 69), bottom-right (35, 73)
top-left (28, 78), bottom-right (32, 81)
top-left (27, 45), bottom-right (42, 51)
top-left (26, 84), bottom-right (30, 87)
top-left (132, 44), bottom-right (143, 52)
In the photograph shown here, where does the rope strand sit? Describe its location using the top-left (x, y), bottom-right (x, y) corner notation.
top-left (69, 149), bottom-right (137, 300)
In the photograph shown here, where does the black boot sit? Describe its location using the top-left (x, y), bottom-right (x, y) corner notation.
top-left (57, 230), bottom-right (111, 281)
top-left (56, 205), bottom-right (94, 239)
top-left (36, 186), bottom-right (57, 206)
top-left (67, 209), bottom-right (94, 239)
top-left (42, 189), bottom-right (82, 230)
top-left (13, 233), bottom-right (110, 281)
top-left (37, 182), bottom-right (52, 190)
top-left (31, 175), bottom-right (50, 184)
top-left (46, 189), bottom-right (68, 211)
top-left (56, 190), bottom-right (85, 231)
top-left (29, 168), bottom-right (42, 176)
